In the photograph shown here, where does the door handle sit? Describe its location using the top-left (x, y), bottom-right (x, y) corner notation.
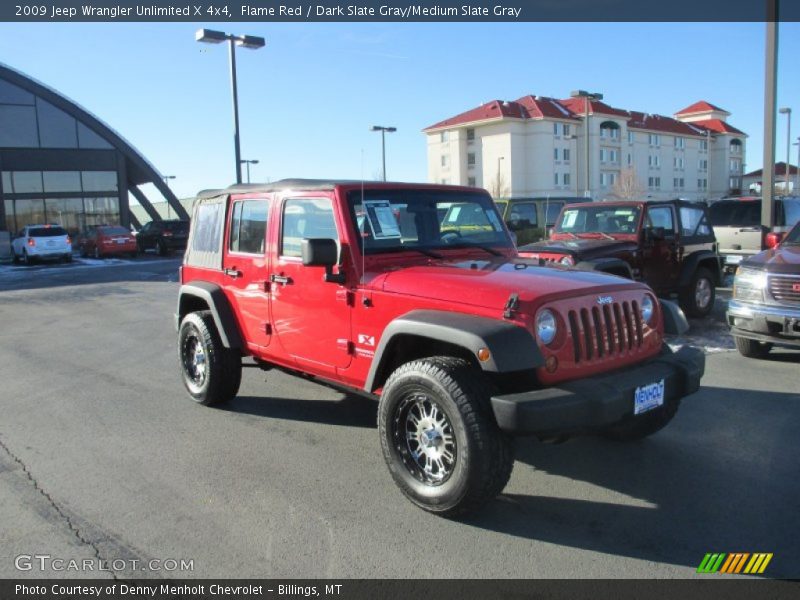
top-left (224, 268), bottom-right (242, 278)
top-left (270, 274), bottom-right (292, 285)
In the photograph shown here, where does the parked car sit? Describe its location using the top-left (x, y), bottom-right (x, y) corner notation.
top-left (77, 225), bottom-right (137, 258)
top-left (727, 219), bottom-right (800, 358)
top-left (495, 197), bottom-right (591, 246)
top-left (518, 199), bottom-right (723, 317)
top-left (11, 224), bottom-right (72, 264)
top-left (176, 179), bottom-right (703, 517)
top-left (708, 196), bottom-right (800, 272)
top-left (136, 219), bottom-right (190, 255)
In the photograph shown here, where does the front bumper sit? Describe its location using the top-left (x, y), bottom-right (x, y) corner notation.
top-left (490, 346), bottom-right (704, 436)
top-left (727, 298), bottom-right (800, 348)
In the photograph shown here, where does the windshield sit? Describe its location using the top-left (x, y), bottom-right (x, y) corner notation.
top-left (555, 205), bottom-right (641, 234)
top-left (29, 227), bottom-right (67, 237)
top-left (348, 190), bottom-right (512, 255)
top-left (784, 222), bottom-right (800, 245)
top-left (708, 200), bottom-right (763, 227)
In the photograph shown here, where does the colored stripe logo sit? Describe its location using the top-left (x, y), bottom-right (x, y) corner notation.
top-left (697, 553), bottom-right (772, 574)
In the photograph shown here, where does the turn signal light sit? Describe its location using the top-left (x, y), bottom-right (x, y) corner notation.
top-left (477, 348), bottom-right (491, 362)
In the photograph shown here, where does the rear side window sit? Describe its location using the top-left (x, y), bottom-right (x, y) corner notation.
top-left (229, 200), bottom-right (269, 254)
top-left (708, 200), bottom-right (761, 226)
top-left (679, 206), bottom-right (711, 237)
top-left (281, 198), bottom-right (338, 258)
top-left (163, 221), bottom-right (189, 233)
top-left (646, 206), bottom-right (675, 234)
top-left (29, 227), bottom-right (67, 237)
top-left (191, 202), bottom-right (224, 253)
top-left (781, 199), bottom-right (800, 228)
top-left (507, 203), bottom-right (538, 227)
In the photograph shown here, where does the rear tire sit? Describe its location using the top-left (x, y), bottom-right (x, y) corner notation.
top-left (178, 311), bottom-right (242, 406)
top-left (680, 267), bottom-right (715, 318)
top-left (734, 336), bottom-right (772, 359)
top-left (378, 356), bottom-right (514, 517)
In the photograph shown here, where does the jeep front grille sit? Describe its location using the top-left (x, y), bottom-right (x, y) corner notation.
top-left (768, 274), bottom-right (800, 305)
top-left (567, 301), bottom-right (643, 363)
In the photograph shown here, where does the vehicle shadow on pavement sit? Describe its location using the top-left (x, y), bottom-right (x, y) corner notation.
top-left (466, 385), bottom-right (799, 578)
top-left (219, 394), bottom-right (377, 429)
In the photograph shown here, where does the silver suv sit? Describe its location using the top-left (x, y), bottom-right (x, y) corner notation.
top-left (11, 224), bottom-right (72, 264)
top-left (709, 197), bottom-right (800, 272)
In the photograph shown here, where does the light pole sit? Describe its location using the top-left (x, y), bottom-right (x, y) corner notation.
top-left (240, 159), bottom-right (259, 184)
top-left (779, 107), bottom-right (792, 193)
top-left (794, 138), bottom-right (800, 194)
top-left (571, 90), bottom-right (603, 198)
top-left (370, 125), bottom-right (396, 181)
top-left (196, 28), bottom-right (265, 184)
top-left (163, 175), bottom-right (176, 218)
top-left (706, 130), bottom-right (714, 201)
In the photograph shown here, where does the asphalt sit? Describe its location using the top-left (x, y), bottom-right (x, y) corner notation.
top-left (0, 257), bottom-right (798, 579)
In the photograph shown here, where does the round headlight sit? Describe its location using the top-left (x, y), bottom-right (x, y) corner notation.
top-left (537, 309), bottom-right (557, 345)
top-left (559, 256), bottom-right (574, 266)
top-left (641, 295), bottom-right (654, 323)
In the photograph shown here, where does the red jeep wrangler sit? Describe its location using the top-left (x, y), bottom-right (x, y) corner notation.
top-left (176, 180), bottom-right (704, 516)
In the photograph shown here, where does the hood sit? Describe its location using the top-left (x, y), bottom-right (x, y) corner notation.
top-left (519, 238), bottom-right (638, 261)
top-left (742, 244), bottom-right (800, 273)
top-left (369, 257), bottom-right (646, 310)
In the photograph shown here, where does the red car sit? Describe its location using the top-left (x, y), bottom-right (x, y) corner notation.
top-left (78, 225), bottom-right (137, 258)
top-left (175, 180), bottom-right (704, 516)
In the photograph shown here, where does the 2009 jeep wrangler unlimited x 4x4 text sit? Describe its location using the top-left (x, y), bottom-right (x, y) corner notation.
top-left (176, 180), bottom-right (704, 517)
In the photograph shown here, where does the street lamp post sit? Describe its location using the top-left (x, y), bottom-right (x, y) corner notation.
top-left (163, 175), bottom-right (176, 218)
top-left (370, 125), bottom-right (396, 181)
top-left (795, 138), bottom-right (800, 194)
top-left (779, 107), bottom-right (792, 193)
top-left (240, 159), bottom-right (259, 184)
top-left (571, 90), bottom-right (603, 198)
top-left (196, 28), bottom-right (265, 184)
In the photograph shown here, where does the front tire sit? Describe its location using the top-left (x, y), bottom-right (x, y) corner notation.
top-left (178, 311), bottom-right (242, 406)
top-left (680, 267), bottom-right (715, 318)
top-left (734, 336), bottom-right (772, 359)
top-left (378, 356), bottom-right (514, 517)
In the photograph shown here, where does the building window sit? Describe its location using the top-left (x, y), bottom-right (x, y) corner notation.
top-left (730, 177), bottom-right (738, 190)
top-left (674, 137), bottom-right (685, 149)
top-left (441, 155), bottom-right (449, 167)
top-left (730, 160), bottom-right (739, 174)
top-left (730, 139), bottom-right (742, 154)
top-left (554, 173), bottom-right (559, 186)
top-left (648, 176), bottom-right (661, 189)
top-left (467, 176), bottom-right (476, 187)
top-left (466, 128), bottom-right (475, 141)
top-left (601, 172), bottom-right (616, 187)
top-left (440, 178), bottom-right (449, 185)
top-left (554, 148), bottom-right (559, 161)
top-left (648, 155), bottom-right (660, 168)
top-left (563, 148), bottom-right (570, 162)
top-left (600, 149), bottom-right (618, 163)
top-left (563, 124), bottom-right (571, 136)
top-left (649, 134), bottom-right (660, 146)
top-left (628, 131), bottom-right (635, 144)
top-left (700, 139), bottom-right (708, 152)
top-left (674, 157), bottom-right (684, 169)
top-left (627, 153), bottom-right (632, 166)
top-left (467, 152), bottom-right (476, 166)
top-left (554, 122), bottom-right (560, 136)
top-left (440, 131), bottom-right (449, 142)
top-left (673, 177), bottom-right (685, 189)
top-left (563, 173), bottom-right (571, 186)
top-left (698, 178), bottom-right (707, 190)
top-left (699, 159), bottom-right (708, 171)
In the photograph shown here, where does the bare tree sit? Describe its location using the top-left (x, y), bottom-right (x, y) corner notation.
top-left (611, 167), bottom-right (645, 200)
top-left (489, 171), bottom-right (510, 199)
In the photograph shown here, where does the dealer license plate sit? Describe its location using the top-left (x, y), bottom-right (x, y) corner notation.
top-left (725, 254), bottom-right (743, 265)
top-left (634, 379), bottom-right (665, 415)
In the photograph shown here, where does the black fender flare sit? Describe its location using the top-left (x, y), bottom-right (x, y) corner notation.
top-left (176, 282), bottom-right (243, 349)
top-left (575, 258), bottom-right (634, 279)
top-left (364, 310), bottom-right (543, 392)
top-left (678, 251), bottom-right (723, 287)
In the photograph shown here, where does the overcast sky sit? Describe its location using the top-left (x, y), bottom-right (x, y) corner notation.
top-left (1, 21), bottom-right (798, 199)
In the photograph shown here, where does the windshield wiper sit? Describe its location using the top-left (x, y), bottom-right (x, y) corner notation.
top-left (369, 246), bottom-right (443, 259)
top-left (444, 242), bottom-right (504, 256)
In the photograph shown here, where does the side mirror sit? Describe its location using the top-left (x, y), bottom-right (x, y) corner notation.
top-left (301, 238), bottom-right (345, 284)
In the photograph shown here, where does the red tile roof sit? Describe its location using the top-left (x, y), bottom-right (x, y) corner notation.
top-left (689, 118), bottom-right (745, 135)
top-left (744, 162), bottom-right (798, 177)
top-left (424, 96), bottom-right (745, 138)
top-left (675, 100), bottom-right (730, 116)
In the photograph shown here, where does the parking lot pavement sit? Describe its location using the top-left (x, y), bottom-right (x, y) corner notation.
top-left (0, 263), bottom-right (797, 579)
